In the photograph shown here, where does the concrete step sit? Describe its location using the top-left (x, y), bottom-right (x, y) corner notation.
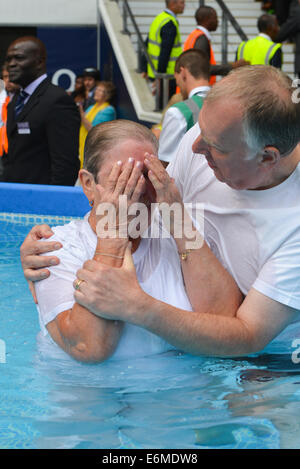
top-left (125, 0), bottom-right (295, 77)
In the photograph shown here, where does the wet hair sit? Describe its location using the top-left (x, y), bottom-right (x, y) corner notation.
top-left (195, 6), bottom-right (216, 25)
top-left (205, 65), bottom-right (300, 156)
top-left (257, 14), bottom-right (277, 33)
top-left (83, 119), bottom-right (158, 180)
top-left (175, 49), bottom-right (210, 81)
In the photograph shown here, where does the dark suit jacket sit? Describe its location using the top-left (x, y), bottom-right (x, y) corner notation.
top-left (3, 77), bottom-right (80, 185)
top-left (276, 0), bottom-right (300, 73)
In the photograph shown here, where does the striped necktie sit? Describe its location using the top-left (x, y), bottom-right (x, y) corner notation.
top-left (14, 90), bottom-right (29, 118)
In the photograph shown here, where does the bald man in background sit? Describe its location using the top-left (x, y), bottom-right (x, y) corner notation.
top-left (3, 36), bottom-right (80, 185)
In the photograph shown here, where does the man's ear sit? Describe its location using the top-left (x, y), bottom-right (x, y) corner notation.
top-left (180, 66), bottom-right (187, 81)
top-left (79, 169), bottom-right (96, 202)
top-left (260, 146), bottom-right (281, 167)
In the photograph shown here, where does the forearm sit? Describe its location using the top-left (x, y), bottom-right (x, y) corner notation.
top-left (172, 208), bottom-right (243, 316)
top-left (93, 237), bottom-right (128, 267)
top-left (177, 239), bottom-right (243, 316)
top-left (128, 293), bottom-right (254, 357)
top-left (210, 63), bottom-right (232, 77)
top-left (47, 239), bottom-right (128, 363)
top-left (49, 302), bottom-right (123, 363)
top-left (81, 114), bottom-right (92, 132)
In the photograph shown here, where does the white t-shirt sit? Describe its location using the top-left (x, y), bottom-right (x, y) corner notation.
top-left (168, 123), bottom-right (300, 311)
top-left (35, 213), bottom-right (192, 360)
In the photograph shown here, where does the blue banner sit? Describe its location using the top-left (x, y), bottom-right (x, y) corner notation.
top-left (37, 27), bottom-right (98, 91)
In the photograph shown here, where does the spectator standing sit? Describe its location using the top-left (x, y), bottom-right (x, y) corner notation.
top-left (273, 0), bottom-right (292, 25)
top-left (147, 0), bottom-right (185, 101)
top-left (78, 81), bottom-right (116, 168)
top-left (82, 67), bottom-right (101, 110)
top-left (184, 6), bottom-right (248, 85)
top-left (158, 49), bottom-right (210, 165)
top-left (237, 14), bottom-right (282, 68)
top-left (3, 36), bottom-right (80, 185)
top-left (69, 75), bottom-right (85, 105)
top-left (275, 0), bottom-right (300, 78)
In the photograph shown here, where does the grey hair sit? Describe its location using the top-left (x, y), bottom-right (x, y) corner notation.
top-left (83, 119), bottom-right (158, 180)
top-left (205, 65), bottom-right (300, 157)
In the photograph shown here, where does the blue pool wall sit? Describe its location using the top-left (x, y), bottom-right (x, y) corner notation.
top-left (0, 182), bottom-right (90, 217)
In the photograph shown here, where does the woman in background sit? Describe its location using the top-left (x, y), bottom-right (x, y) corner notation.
top-left (79, 81), bottom-right (116, 167)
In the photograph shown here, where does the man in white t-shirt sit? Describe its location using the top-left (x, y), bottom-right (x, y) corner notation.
top-left (158, 49), bottom-right (210, 164)
top-left (67, 65), bottom-right (300, 358)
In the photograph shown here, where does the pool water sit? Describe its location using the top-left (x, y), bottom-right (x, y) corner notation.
top-left (0, 215), bottom-right (300, 449)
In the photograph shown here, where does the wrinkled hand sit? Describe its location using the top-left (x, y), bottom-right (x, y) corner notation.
top-left (144, 154), bottom-right (187, 237)
top-left (95, 158), bottom-right (146, 239)
top-left (20, 224), bottom-right (62, 303)
top-left (144, 153), bottom-right (182, 205)
top-left (74, 244), bottom-right (146, 321)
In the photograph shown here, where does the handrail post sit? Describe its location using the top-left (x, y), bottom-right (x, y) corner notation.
top-left (155, 79), bottom-right (161, 112)
top-left (221, 10), bottom-right (228, 64)
top-left (122, 1), bottom-right (131, 36)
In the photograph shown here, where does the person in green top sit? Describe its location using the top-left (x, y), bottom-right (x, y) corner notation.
top-left (158, 49), bottom-right (210, 165)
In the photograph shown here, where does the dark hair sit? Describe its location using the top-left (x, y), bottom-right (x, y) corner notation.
top-left (195, 6), bottom-right (216, 25)
top-left (82, 67), bottom-right (101, 80)
top-left (257, 14), bottom-right (277, 33)
top-left (175, 49), bottom-right (210, 80)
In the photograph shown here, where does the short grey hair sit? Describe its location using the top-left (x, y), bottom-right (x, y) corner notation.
top-left (83, 120), bottom-right (158, 181)
top-left (205, 65), bottom-right (300, 156)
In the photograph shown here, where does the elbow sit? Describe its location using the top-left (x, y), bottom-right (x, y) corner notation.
top-left (56, 311), bottom-right (116, 364)
top-left (70, 341), bottom-right (113, 364)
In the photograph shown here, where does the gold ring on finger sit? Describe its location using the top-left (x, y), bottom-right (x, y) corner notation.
top-left (74, 279), bottom-right (84, 291)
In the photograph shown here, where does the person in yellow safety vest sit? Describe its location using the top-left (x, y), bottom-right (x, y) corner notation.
top-left (184, 6), bottom-right (249, 85)
top-left (147, 0), bottom-right (185, 101)
top-left (237, 14), bottom-right (282, 68)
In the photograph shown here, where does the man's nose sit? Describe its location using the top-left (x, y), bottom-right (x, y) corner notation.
top-left (7, 58), bottom-right (16, 67)
top-left (192, 134), bottom-right (206, 154)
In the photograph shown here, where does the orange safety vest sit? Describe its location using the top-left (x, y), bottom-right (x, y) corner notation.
top-left (0, 95), bottom-right (9, 156)
top-left (184, 28), bottom-right (216, 85)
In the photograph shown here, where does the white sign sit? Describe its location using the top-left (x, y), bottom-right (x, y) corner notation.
top-left (51, 68), bottom-right (76, 92)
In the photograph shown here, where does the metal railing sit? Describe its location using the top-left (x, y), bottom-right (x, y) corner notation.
top-left (111, 0), bottom-right (174, 110)
top-left (110, 0), bottom-right (248, 110)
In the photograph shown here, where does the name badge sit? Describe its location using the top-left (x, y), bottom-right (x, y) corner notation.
top-left (17, 122), bottom-right (31, 134)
